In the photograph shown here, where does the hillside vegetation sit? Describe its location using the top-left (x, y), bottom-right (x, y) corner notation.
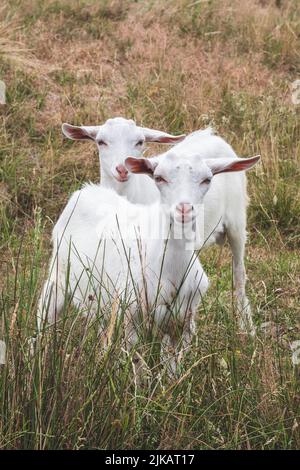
top-left (0, 0), bottom-right (299, 449)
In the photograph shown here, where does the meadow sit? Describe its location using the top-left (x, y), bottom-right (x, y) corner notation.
top-left (0, 0), bottom-right (299, 449)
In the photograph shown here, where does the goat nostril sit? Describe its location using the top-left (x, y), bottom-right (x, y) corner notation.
top-left (116, 165), bottom-right (128, 176)
top-left (177, 203), bottom-right (193, 214)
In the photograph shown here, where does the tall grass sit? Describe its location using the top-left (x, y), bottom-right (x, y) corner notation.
top-left (0, 0), bottom-right (300, 449)
top-left (1, 211), bottom-right (299, 449)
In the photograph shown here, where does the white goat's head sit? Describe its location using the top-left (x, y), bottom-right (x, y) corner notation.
top-left (62, 117), bottom-right (185, 185)
top-left (126, 152), bottom-right (260, 224)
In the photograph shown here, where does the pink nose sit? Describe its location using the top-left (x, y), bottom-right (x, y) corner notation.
top-left (176, 203), bottom-right (193, 215)
top-left (116, 164), bottom-right (128, 179)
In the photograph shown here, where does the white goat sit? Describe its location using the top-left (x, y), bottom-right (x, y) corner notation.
top-left (62, 117), bottom-right (185, 204)
top-left (65, 123), bottom-right (260, 333)
top-left (82, 125), bottom-right (259, 334)
top-left (158, 129), bottom-right (260, 334)
top-left (38, 149), bottom-right (258, 370)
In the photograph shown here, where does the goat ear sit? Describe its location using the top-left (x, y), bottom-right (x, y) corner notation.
top-left (140, 127), bottom-right (186, 144)
top-left (206, 155), bottom-right (260, 175)
top-left (125, 157), bottom-right (158, 177)
top-left (62, 123), bottom-right (98, 141)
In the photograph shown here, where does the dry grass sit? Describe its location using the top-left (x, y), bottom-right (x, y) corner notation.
top-left (0, 0), bottom-right (300, 450)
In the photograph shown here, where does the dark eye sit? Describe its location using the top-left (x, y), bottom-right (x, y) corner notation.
top-left (136, 140), bottom-right (144, 146)
top-left (202, 178), bottom-right (211, 184)
top-left (154, 175), bottom-right (167, 183)
top-left (97, 140), bottom-right (107, 146)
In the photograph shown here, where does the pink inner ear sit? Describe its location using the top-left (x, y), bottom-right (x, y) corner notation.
top-left (217, 161), bottom-right (249, 173)
top-left (215, 156), bottom-right (260, 175)
top-left (66, 126), bottom-right (93, 140)
top-left (147, 135), bottom-right (185, 144)
top-left (125, 158), bottom-right (153, 175)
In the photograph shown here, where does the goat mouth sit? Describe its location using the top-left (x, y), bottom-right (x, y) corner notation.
top-left (115, 175), bottom-right (129, 183)
top-left (174, 214), bottom-right (195, 225)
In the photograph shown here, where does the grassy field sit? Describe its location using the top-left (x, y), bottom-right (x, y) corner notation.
top-left (0, 0), bottom-right (300, 450)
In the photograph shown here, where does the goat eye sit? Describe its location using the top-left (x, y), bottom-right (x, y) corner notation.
top-left (154, 176), bottom-right (167, 183)
top-left (136, 140), bottom-right (144, 146)
top-left (97, 140), bottom-right (107, 146)
top-left (202, 178), bottom-right (211, 185)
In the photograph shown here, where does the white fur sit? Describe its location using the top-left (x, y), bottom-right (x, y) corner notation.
top-left (38, 153), bottom-right (218, 371)
top-left (126, 129), bottom-right (260, 335)
top-left (70, 121), bottom-right (258, 332)
top-left (177, 130), bottom-right (258, 334)
top-left (62, 117), bottom-right (185, 204)
top-left (38, 147), bottom-right (259, 372)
